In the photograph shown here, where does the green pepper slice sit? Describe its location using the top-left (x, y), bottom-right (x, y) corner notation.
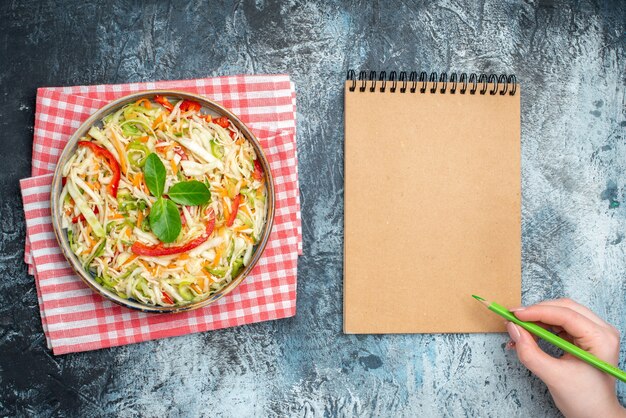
top-left (210, 139), bottom-right (224, 159)
top-left (127, 141), bottom-right (150, 168)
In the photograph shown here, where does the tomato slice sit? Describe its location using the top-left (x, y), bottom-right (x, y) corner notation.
top-left (173, 146), bottom-right (188, 161)
top-left (161, 291), bottom-right (174, 305)
top-left (252, 159), bottom-right (264, 181)
top-left (213, 116), bottom-right (230, 128)
top-left (72, 206), bottom-right (99, 224)
top-left (154, 95), bottom-right (174, 112)
top-left (179, 100), bottom-right (202, 113)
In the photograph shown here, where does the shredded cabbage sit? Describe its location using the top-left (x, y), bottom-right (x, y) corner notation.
top-left (61, 97), bottom-right (267, 307)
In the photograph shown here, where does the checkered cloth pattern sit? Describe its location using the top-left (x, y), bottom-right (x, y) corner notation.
top-left (20, 75), bottom-right (301, 354)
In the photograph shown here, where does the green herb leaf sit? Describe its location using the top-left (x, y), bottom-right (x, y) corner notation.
top-left (168, 181), bottom-right (212, 206)
top-left (143, 153), bottom-right (166, 197)
top-left (149, 197), bottom-right (181, 243)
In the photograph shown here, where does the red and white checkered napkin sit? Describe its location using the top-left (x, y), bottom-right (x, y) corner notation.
top-left (21, 129), bottom-right (298, 355)
top-left (20, 75), bottom-right (302, 354)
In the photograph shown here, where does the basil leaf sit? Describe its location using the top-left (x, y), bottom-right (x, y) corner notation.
top-left (149, 197), bottom-right (181, 243)
top-left (168, 181), bottom-right (211, 206)
top-left (143, 153), bottom-right (166, 197)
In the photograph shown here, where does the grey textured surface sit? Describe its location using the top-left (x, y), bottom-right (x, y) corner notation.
top-left (0, 0), bottom-right (625, 416)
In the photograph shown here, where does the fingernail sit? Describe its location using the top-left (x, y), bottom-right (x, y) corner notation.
top-left (505, 340), bottom-right (516, 351)
top-left (509, 306), bottom-right (526, 312)
top-left (506, 322), bottom-right (521, 342)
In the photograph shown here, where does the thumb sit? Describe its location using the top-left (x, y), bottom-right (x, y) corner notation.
top-left (507, 322), bottom-right (561, 384)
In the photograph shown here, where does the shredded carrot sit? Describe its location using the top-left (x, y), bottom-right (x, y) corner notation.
top-left (139, 259), bottom-right (157, 276)
top-left (133, 172), bottom-right (148, 194)
top-left (170, 159), bottom-right (178, 174)
top-left (85, 234), bottom-right (96, 253)
top-left (198, 276), bottom-right (209, 291)
top-left (241, 205), bottom-right (253, 218)
top-left (141, 176), bottom-right (149, 194)
top-left (136, 210), bottom-right (143, 228)
top-left (211, 245), bottom-right (224, 267)
top-left (166, 263), bottom-right (178, 269)
top-left (190, 283), bottom-right (203, 294)
top-left (241, 234), bottom-right (254, 244)
top-left (108, 213), bottom-right (125, 220)
top-left (152, 114), bottom-right (163, 129)
top-left (109, 129), bottom-right (128, 175)
top-left (202, 268), bottom-right (214, 282)
top-left (222, 199), bottom-right (230, 223)
top-left (178, 253), bottom-right (190, 261)
top-left (234, 225), bottom-right (250, 232)
top-left (138, 135), bottom-right (149, 143)
top-left (236, 138), bottom-right (245, 145)
top-left (200, 262), bottom-right (213, 283)
top-left (135, 98), bottom-right (152, 109)
top-left (125, 227), bottom-right (132, 238)
top-left (155, 144), bottom-right (173, 156)
top-left (122, 254), bottom-right (138, 266)
top-left (85, 225), bottom-right (96, 247)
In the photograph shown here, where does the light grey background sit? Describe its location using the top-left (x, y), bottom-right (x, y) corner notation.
top-left (0, 1), bottom-right (624, 416)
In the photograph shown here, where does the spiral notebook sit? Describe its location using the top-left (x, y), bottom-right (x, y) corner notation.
top-left (344, 70), bottom-right (521, 334)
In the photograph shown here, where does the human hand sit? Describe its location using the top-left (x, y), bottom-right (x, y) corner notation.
top-left (505, 298), bottom-right (625, 418)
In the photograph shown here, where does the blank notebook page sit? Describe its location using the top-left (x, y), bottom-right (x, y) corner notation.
top-left (344, 78), bottom-right (521, 333)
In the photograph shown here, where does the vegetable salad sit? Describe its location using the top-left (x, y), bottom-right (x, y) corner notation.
top-left (60, 96), bottom-right (267, 307)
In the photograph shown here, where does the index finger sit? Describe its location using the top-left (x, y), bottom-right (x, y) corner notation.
top-left (512, 305), bottom-right (600, 339)
top-left (535, 299), bottom-right (611, 329)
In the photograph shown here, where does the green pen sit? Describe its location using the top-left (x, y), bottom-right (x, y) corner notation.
top-left (472, 295), bottom-right (626, 383)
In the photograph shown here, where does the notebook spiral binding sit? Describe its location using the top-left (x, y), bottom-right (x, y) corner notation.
top-left (347, 70), bottom-right (517, 96)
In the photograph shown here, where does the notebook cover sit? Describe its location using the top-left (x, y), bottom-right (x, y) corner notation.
top-left (343, 80), bottom-right (521, 333)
